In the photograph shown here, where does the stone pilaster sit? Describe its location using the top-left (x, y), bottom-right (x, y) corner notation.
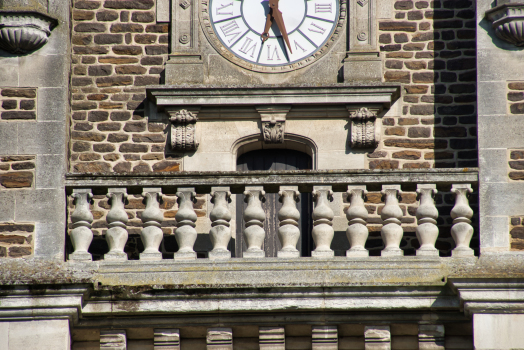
top-left (277, 186), bottom-right (301, 258)
top-left (311, 186), bottom-right (335, 258)
top-left (209, 187), bottom-right (232, 260)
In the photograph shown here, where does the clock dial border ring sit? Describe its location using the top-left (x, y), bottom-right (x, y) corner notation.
top-left (200, 0), bottom-right (347, 73)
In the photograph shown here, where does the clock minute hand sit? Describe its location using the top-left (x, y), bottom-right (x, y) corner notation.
top-left (271, 5), bottom-right (293, 54)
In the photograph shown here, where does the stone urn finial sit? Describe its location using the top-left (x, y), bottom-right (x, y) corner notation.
top-left (0, 11), bottom-right (58, 54)
top-left (485, 1), bottom-right (524, 47)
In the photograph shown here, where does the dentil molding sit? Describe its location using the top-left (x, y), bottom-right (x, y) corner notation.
top-left (0, 11), bottom-right (58, 54)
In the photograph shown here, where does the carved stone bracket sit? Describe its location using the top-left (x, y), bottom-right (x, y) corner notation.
top-left (167, 107), bottom-right (200, 151)
top-left (347, 105), bottom-right (382, 149)
top-left (256, 105), bottom-right (291, 144)
top-left (486, 1), bottom-right (524, 47)
top-left (0, 11), bottom-right (58, 54)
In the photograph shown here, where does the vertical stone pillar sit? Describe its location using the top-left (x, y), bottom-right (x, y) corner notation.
top-left (451, 184), bottom-right (475, 257)
top-left (104, 188), bottom-right (128, 261)
top-left (416, 184), bottom-right (439, 257)
top-left (207, 328), bottom-right (233, 350)
top-left (70, 188), bottom-right (93, 261)
top-left (346, 185), bottom-right (369, 257)
top-left (418, 325), bottom-right (444, 350)
top-left (311, 186), bottom-right (335, 258)
top-left (154, 328), bottom-right (180, 350)
top-left (277, 186), bottom-right (301, 258)
top-left (174, 187), bottom-right (198, 261)
top-left (259, 327), bottom-right (285, 350)
top-left (140, 188), bottom-right (164, 261)
top-left (312, 326), bottom-right (338, 350)
top-left (209, 187), bottom-right (232, 260)
top-left (243, 186), bottom-right (266, 258)
top-left (364, 326), bottom-right (390, 350)
top-left (100, 329), bottom-right (126, 350)
top-left (380, 185), bottom-right (403, 257)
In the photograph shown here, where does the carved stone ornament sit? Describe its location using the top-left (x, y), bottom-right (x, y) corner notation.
top-left (0, 11), bottom-right (58, 54)
top-left (262, 121), bottom-right (285, 144)
top-left (348, 106), bottom-right (380, 149)
top-left (256, 105), bottom-right (290, 144)
top-left (486, 2), bottom-right (524, 47)
top-left (169, 109), bottom-right (199, 151)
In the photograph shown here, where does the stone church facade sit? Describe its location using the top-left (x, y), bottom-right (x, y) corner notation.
top-left (0, 0), bottom-right (523, 348)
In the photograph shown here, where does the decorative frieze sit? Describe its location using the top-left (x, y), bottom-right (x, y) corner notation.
top-left (380, 185), bottom-right (403, 257)
top-left (174, 187), bottom-right (198, 260)
top-left (346, 185), bottom-right (369, 257)
top-left (312, 326), bottom-right (338, 350)
top-left (100, 329), bottom-right (126, 350)
top-left (450, 184), bottom-right (475, 257)
top-left (364, 326), bottom-right (391, 350)
top-left (277, 186), bottom-right (301, 258)
top-left (154, 328), bottom-right (180, 350)
top-left (485, 2), bottom-right (524, 47)
top-left (140, 188), bottom-right (164, 261)
top-left (70, 188), bottom-right (94, 262)
top-left (259, 327), bottom-right (285, 350)
top-left (416, 184), bottom-right (439, 257)
top-left (312, 186), bottom-right (335, 258)
top-left (256, 105), bottom-right (291, 144)
top-left (0, 11), bottom-right (58, 54)
top-left (104, 188), bottom-right (128, 261)
top-left (168, 108), bottom-right (199, 151)
top-left (243, 186), bottom-right (266, 258)
top-left (209, 187), bottom-right (232, 260)
top-left (347, 106), bottom-right (382, 149)
top-left (207, 328), bottom-right (233, 350)
top-left (418, 325), bottom-right (445, 350)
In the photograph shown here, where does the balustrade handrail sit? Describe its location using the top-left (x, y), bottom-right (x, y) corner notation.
top-left (65, 168), bottom-right (478, 191)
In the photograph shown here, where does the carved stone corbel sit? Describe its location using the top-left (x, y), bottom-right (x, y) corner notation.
top-left (486, 1), bottom-right (524, 47)
top-left (347, 105), bottom-right (382, 149)
top-left (0, 11), bottom-right (58, 54)
top-left (256, 105), bottom-right (291, 144)
top-left (167, 107), bottom-right (200, 151)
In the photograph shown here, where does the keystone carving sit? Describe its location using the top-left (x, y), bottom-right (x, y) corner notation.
top-left (347, 106), bottom-right (381, 149)
top-left (256, 105), bottom-right (290, 144)
top-left (486, 2), bottom-right (524, 47)
top-left (169, 108), bottom-right (199, 151)
top-left (0, 11), bottom-right (58, 54)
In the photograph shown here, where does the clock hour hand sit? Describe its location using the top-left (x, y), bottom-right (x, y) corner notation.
top-left (261, 11), bottom-right (273, 42)
top-left (272, 8), bottom-right (292, 54)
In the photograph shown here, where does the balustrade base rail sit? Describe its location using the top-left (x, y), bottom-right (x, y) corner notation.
top-left (65, 169), bottom-right (479, 263)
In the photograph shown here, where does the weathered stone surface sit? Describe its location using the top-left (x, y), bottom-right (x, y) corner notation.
top-left (0, 172), bottom-right (33, 188)
top-left (152, 161), bottom-right (180, 172)
top-left (1, 88), bottom-right (36, 98)
top-left (73, 162), bottom-right (111, 173)
top-left (384, 139), bottom-right (448, 149)
top-left (369, 160), bottom-right (399, 169)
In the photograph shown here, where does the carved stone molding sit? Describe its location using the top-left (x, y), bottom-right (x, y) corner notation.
top-left (256, 105), bottom-right (291, 144)
top-left (0, 11), bottom-right (58, 54)
top-left (486, 2), bottom-right (524, 47)
top-left (347, 106), bottom-right (382, 149)
top-left (167, 108), bottom-right (200, 151)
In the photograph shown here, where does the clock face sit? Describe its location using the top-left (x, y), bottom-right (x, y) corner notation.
top-left (207, 0), bottom-right (340, 68)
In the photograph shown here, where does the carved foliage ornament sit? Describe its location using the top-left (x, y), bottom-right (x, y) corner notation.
top-left (349, 107), bottom-right (377, 148)
top-left (486, 2), bottom-right (524, 47)
top-left (0, 11), bottom-right (58, 54)
top-left (170, 109), bottom-right (199, 151)
top-left (262, 121), bottom-right (285, 144)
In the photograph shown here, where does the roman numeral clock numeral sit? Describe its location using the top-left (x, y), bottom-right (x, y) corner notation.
top-left (239, 37), bottom-right (257, 58)
top-left (308, 22), bottom-right (326, 35)
top-left (315, 3), bottom-right (332, 12)
top-left (294, 40), bottom-right (307, 53)
top-left (216, 2), bottom-right (233, 15)
top-left (220, 20), bottom-right (241, 43)
top-left (267, 45), bottom-right (282, 61)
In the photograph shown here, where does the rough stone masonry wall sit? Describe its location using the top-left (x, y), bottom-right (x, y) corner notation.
top-left (370, 0), bottom-right (477, 169)
top-left (70, 0), bottom-right (178, 174)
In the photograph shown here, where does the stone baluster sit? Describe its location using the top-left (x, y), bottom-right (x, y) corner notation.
top-left (416, 184), bottom-right (439, 256)
top-left (207, 328), bottom-right (233, 350)
top-left (154, 328), bottom-right (180, 350)
top-left (69, 188), bottom-right (94, 261)
top-left (380, 185), bottom-right (404, 257)
top-left (104, 188), bottom-right (128, 261)
top-left (418, 325), bottom-right (444, 350)
top-left (312, 186), bottom-right (335, 258)
top-left (140, 188), bottom-right (164, 261)
top-left (277, 186), bottom-right (301, 258)
top-left (312, 326), bottom-right (338, 350)
top-left (346, 185), bottom-right (369, 257)
top-left (364, 326), bottom-right (391, 350)
top-left (259, 327), bottom-right (285, 350)
top-left (450, 184), bottom-right (474, 257)
top-left (209, 187), bottom-right (232, 260)
top-left (174, 187), bottom-right (198, 261)
top-left (100, 329), bottom-right (126, 350)
top-left (243, 186), bottom-right (266, 258)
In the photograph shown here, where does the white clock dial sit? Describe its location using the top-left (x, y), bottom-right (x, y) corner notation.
top-left (209, 0), bottom-right (339, 67)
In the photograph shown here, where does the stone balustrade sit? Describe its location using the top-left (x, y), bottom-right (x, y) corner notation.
top-left (65, 169), bottom-right (478, 261)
